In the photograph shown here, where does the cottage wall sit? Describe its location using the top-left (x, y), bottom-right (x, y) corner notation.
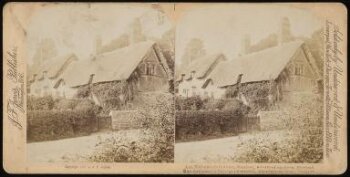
top-left (224, 48), bottom-right (318, 112)
top-left (29, 77), bottom-right (78, 99)
top-left (177, 78), bottom-right (225, 99)
top-left (29, 76), bottom-right (56, 97)
top-left (278, 48), bottom-right (317, 93)
top-left (135, 47), bottom-right (169, 92)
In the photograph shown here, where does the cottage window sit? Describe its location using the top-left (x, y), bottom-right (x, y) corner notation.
top-left (140, 63), bottom-right (146, 74)
top-left (192, 86), bottom-right (197, 96)
top-left (151, 64), bottom-right (155, 75)
top-left (146, 63), bottom-right (155, 75)
top-left (294, 64), bottom-right (304, 76)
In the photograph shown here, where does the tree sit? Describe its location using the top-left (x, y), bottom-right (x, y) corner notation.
top-left (129, 17), bottom-right (146, 43)
top-left (157, 28), bottom-right (175, 73)
top-left (99, 34), bottom-right (130, 53)
top-left (181, 38), bottom-right (206, 68)
top-left (305, 28), bottom-right (324, 76)
top-left (30, 38), bottom-right (58, 74)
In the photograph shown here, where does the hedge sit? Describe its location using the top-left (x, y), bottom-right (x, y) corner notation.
top-left (176, 110), bottom-right (245, 142)
top-left (27, 109), bottom-right (98, 142)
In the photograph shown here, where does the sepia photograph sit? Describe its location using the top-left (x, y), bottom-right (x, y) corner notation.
top-left (175, 5), bottom-right (324, 163)
top-left (25, 3), bottom-right (175, 163)
top-left (2, 2), bottom-right (347, 174)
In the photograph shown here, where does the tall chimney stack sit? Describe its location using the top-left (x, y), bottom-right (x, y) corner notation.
top-left (278, 17), bottom-right (292, 45)
top-left (95, 35), bottom-right (102, 55)
top-left (240, 34), bottom-right (251, 55)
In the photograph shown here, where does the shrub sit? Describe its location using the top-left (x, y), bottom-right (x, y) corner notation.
top-left (225, 82), bottom-right (271, 114)
top-left (203, 98), bottom-right (251, 116)
top-left (75, 99), bottom-right (102, 115)
top-left (27, 109), bottom-right (97, 142)
top-left (88, 93), bottom-right (174, 163)
top-left (176, 110), bottom-right (244, 142)
top-left (175, 96), bottom-right (204, 110)
top-left (54, 98), bottom-right (79, 110)
top-left (75, 85), bottom-right (91, 98)
top-left (232, 94), bottom-right (323, 163)
top-left (27, 95), bottom-right (55, 110)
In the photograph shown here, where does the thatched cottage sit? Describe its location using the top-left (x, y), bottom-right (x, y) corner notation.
top-left (28, 40), bottom-right (172, 107)
top-left (28, 53), bottom-right (78, 98)
top-left (206, 40), bottom-right (321, 107)
top-left (176, 53), bottom-right (227, 99)
top-left (59, 41), bottom-right (172, 106)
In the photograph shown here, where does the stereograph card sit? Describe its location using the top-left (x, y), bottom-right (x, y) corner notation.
top-left (2, 2), bottom-right (347, 174)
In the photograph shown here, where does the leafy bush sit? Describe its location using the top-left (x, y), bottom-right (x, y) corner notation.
top-left (75, 81), bottom-right (138, 113)
top-left (232, 94), bottom-right (323, 163)
top-left (54, 98), bottom-right (79, 110)
top-left (176, 110), bottom-right (244, 142)
top-left (27, 95), bottom-right (55, 110)
top-left (27, 109), bottom-right (97, 142)
top-left (75, 85), bottom-right (91, 98)
top-left (175, 96), bottom-right (204, 110)
top-left (75, 99), bottom-right (102, 115)
top-left (225, 82), bottom-right (271, 114)
top-left (204, 98), bottom-right (250, 113)
top-left (88, 93), bottom-right (174, 162)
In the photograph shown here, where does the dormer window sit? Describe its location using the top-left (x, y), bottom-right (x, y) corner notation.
top-left (43, 71), bottom-right (48, 79)
top-left (32, 74), bottom-right (37, 82)
top-left (191, 71), bottom-right (195, 78)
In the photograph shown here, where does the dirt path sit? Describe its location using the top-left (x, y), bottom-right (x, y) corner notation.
top-left (27, 129), bottom-right (142, 163)
top-left (175, 130), bottom-right (287, 163)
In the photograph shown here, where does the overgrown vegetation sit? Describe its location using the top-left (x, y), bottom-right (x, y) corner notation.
top-left (232, 93), bottom-right (323, 163)
top-left (225, 81), bottom-right (272, 114)
top-left (175, 95), bottom-right (252, 141)
top-left (27, 96), bottom-right (102, 142)
top-left (27, 109), bottom-right (97, 142)
top-left (75, 80), bottom-right (138, 114)
top-left (176, 110), bottom-right (250, 142)
top-left (88, 93), bottom-right (174, 162)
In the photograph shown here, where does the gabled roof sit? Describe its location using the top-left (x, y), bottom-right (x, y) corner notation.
top-left (28, 53), bottom-right (78, 82)
top-left (208, 40), bottom-right (313, 87)
top-left (61, 41), bottom-right (162, 87)
top-left (177, 53), bottom-right (226, 81)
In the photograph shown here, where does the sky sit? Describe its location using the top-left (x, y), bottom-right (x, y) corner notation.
top-left (175, 4), bottom-right (323, 66)
top-left (26, 4), bottom-right (323, 67)
top-left (26, 4), bottom-right (173, 65)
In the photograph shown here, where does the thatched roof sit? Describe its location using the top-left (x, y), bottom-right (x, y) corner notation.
top-left (28, 53), bottom-right (78, 82)
top-left (208, 40), bottom-right (314, 87)
top-left (61, 41), bottom-right (163, 87)
top-left (177, 53), bottom-right (226, 81)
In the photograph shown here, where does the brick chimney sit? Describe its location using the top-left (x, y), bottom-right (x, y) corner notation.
top-left (32, 74), bottom-right (37, 82)
top-left (240, 34), bottom-right (251, 55)
top-left (278, 17), bottom-right (292, 45)
top-left (42, 71), bottom-right (48, 79)
top-left (95, 35), bottom-right (102, 55)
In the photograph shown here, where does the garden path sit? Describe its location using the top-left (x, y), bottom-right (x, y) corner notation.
top-left (175, 130), bottom-right (287, 163)
top-left (27, 129), bottom-right (142, 162)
